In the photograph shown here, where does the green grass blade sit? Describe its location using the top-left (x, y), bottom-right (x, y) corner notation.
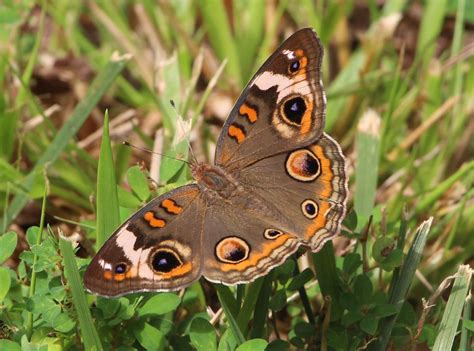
top-left (354, 109), bottom-right (381, 230)
top-left (312, 241), bottom-right (339, 300)
top-left (459, 288), bottom-right (472, 351)
top-left (199, 0), bottom-right (242, 86)
top-left (96, 111), bottom-right (120, 246)
top-left (25, 179), bottom-right (47, 340)
top-left (415, 0), bottom-right (448, 64)
top-left (375, 217), bottom-right (433, 351)
top-left (433, 264), bottom-right (472, 351)
top-left (0, 53), bottom-right (130, 230)
top-left (237, 278), bottom-right (264, 335)
top-left (250, 273), bottom-right (273, 339)
top-left (415, 160), bottom-right (474, 215)
top-left (59, 237), bottom-right (103, 351)
top-left (215, 284), bottom-right (246, 345)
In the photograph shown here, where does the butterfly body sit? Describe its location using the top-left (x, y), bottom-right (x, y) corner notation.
top-left (85, 28), bottom-right (348, 297)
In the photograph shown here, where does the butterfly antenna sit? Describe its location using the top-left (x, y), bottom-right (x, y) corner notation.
top-left (122, 141), bottom-right (192, 165)
top-left (170, 100), bottom-right (199, 164)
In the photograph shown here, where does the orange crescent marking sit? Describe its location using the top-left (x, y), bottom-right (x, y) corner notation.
top-left (159, 262), bottom-right (192, 279)
top-left (228, 125), bottom-right (245, 143)
top-left (239, 104), bottom-right (258, 123)
top-left (304, 144), bottom-right (333, 239)
top-left (300, 99), bottom-right (313, 135)
top-left (144, 211), bottom-right (166, 228)
top-left (219, 234), bottom-right (293, 272)
top-left (161, 199), bottom-right (183, 215)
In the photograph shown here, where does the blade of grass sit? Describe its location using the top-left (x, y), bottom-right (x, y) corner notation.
top-left (354, 109), bottom-right (381, 230)
top-left (59, 236), bottom-right (103, 351)
top-left (250, 273), bottom-right (273, 339)
top-left (236, 277), bottom-right (264, 335)
top-left (459, 289), bottom-right (472, 351)
top-left (414, 160), bottom-right (474, 215)
top-left (199, 0), bottom-right (242, 86)
top-left (25, 175), bottom-right (47, 340)
top-left (312, 242), bottom-right (339, 300)
top-left (375, 217), bottom-right (433, 351)
top-left (433, 264), bottom-right (472, 351)
top-left (96, 111), bottom-right (120, 247)
top-left (214, 284), bottom-right (245, 345)
top-left (0, 52), bottom-right (130, 230)
top-left (416, 0), bottom-right (448, 65)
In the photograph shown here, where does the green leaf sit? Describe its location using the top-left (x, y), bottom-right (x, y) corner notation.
top-left (189, 317), bottom-right (217, 351)
top-left (372, 237), bottom-right (395, 263)
top-left (269, 289), bottom-right (287, 311)
top-left (287, 268), bottom-right (314, 291)
top-left (133, 322), bottom-right (165, 351)
top-left (343, 253), bottom-right (362, 275)
top-left (379, 248), bottom-right (403, 271)
top-left (127, 165), bottom-right (150, 201)
top-left (293, 321), bottom-right (314, 338)
top-left (354, 274), bottom-right (373, 305)
top-left (0, 267), bottom-right (11, 302)
top-left (464, 319), bottom-right (474, 332)
top-left (0, 340), bottom-right (21, 351)
top-left (138, 293), bottom-right (181, 317)
top-left (360, 315), bottom-right (378, 335)
top-left (265, 340), bottom-right (290, 351)
top-left (52, 313), bottom-right (76, 333)
top-left (235, 339), bottom-right (268, 351)
top-left (373, 304), bottom-right (398, 318)
top-left (0, 231), bottom-right (17, 263)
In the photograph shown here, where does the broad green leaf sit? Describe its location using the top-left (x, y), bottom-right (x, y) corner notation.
top-left (354, 274), bottom-right (373, 305)
top-left (0, 340), bottom-right (21, 351)
top-left (287, 268), bottom-right (314, 291)
top-left (190, 317), bottom-right (217, 351)
top-left (360, 315), bottom-right (378, 335)
top-left (127, 165), bottom-right (150, 201)
top-left (0, 231), bottom-right (17, 263)
top-left (138, 293), bottom-right (181, 317)
top-left (133, 322), bottom-right (165, 351)
top-left (235, 339), bottom-right (268, 351)
top-left (269, 289), bottom-right (287, 311)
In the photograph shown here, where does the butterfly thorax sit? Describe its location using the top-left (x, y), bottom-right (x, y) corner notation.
top-left (191, 162), bottom-right (238, 199)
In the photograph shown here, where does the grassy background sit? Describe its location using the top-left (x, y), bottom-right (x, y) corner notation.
top-left (0, 0), bottom-right (473, 350)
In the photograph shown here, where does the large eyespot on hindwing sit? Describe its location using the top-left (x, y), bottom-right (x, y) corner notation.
top-left (301, 199), bottom-right (319, 219)
top-left (150, 248), bottom-right (183, 273)
top-left (285, 149), bottom-right (321, 182)
top-left (215, 237), bottom-right (250, 264)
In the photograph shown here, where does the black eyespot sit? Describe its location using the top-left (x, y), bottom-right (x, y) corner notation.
top-left (305, 203), bottom-right (316, 215)
top-left (226, 247), bottom-right (246, 262)
top-left (115, 263), bottom-right (128, 274)
top-left (283, 97), bottom-right (306, 125)
top-left (151, 250), bottom-right (182, 273)
top-left (216, 237), bottom-right (250, 264)
top-left (289, 60), bottom-right (300, 73)
top-left (264, 228), bottom-right (284, 239)
top-left (301, 199), bottom-right (318, 219)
